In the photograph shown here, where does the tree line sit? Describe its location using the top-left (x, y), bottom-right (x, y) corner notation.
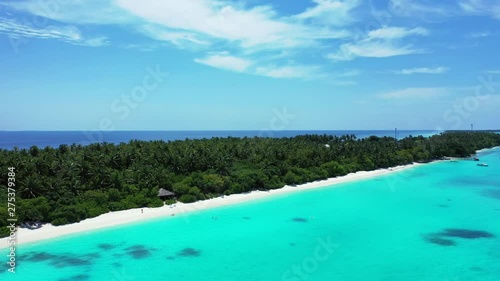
top-left (1, 131), bottom-right (499, 237)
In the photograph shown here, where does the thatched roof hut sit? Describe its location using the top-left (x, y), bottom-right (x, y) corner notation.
top-left (158, 188), bottom-right (175, 200)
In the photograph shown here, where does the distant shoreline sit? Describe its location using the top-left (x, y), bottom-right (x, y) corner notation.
top-left (0, 130), bottom-right (439, 150)
top-left (0, 162), bottom-right (423, 249)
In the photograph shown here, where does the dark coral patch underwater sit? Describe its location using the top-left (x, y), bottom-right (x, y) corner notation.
top-left (59, 274), bottom-right (90, 281)
top-left (292, 218), bottom-right (308, 223)
top-left (25, 252), bottom-right (57, 262)
top-left (23, 252), bottom-right (97, 268)
top-left (50, 256), bottom-right (93, 268)
top-left (439, 228), bottom-right (495, 239)
top-left (482, 189), bottom-right (500, 200)
top-left (98, 243), bottom-right (117, 250)
top-left (166, 247), bottom-right (202, 260)
top-left (178, 248), bottom-right (202, 257)
top-left (424, 228), bottom-right (495, 247)
top-left (125, 245), bottom-right (153, 259)
top-left (423, 235), bottom-right (457, 247)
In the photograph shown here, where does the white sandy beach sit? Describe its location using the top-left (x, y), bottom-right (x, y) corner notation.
top-left (0, 163), bottom-right (422, 249)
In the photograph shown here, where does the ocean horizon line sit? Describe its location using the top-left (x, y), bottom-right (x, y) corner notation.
top-left (0, 129), bottom-right (444, 132)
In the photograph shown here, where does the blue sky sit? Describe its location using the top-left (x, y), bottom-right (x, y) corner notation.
top-left (0, 0), bottom-right (499, 131)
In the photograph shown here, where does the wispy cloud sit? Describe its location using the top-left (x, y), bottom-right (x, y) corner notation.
top-left (388, 0), bottom-right (451, 18)
top-left (255, 65), bottom-right (322, 79)
top-left (466, 31), bottom-right (491, 38)
top-left (116, 0), bottom-right (284, 48)
top-left (3, 0), bottom-right (354, 49)
top-left (140, 24), bottom-right (211, 48)
top-left (295, 0), bottom-right (361, 26)
top-left (367, 27), bottom-right (428, 39)
top-left (378, 87), bottom-right (451, 99)
top-left (327, 26), bottom-right (428, 60)
top-left (194, 53), bottom-right (322, 79)
top-left (388, 0), bottom-right (500, 20)
top-left (3, 0), bottom-right (132, 25)
top-left (195, 53), bottom-right (253, 73)
top-left (83, 36), bottom-right (109, 47)
top-left (391, 66), bottom-right (449, 75)
top-left (336, 69), bottom-right (362, 77)
top-left (0, 17), bottom-right (107, 46)
top-left (2, 0), bottom-right (436, 79)
top-left (114, 0), bottom-right (352, 51)
top-left (321, 69), bottom-right (362, 85)
top-left (122, 42), bottom-right (167, 52)
top-left (328, 41), bottom-right (425, 61)
top-left (0, 0), bottom-right (361, 79)
top-left (459, 0), bottom-right (500, 19)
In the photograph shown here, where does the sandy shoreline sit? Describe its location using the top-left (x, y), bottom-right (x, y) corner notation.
top-left (0, 163), bottom-right (422, 249)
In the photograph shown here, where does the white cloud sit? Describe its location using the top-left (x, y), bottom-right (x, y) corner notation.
top-left (328, 41), bottom-right (425, 60)
top-left (322, 70), bottom-right (361, 85)
top-left (4, 0), bottom-right (353, 50)
top-left (83, 36), bottom-right (109, 47)
top-left (378, 87), bottom-right (450, 99)
top-left (392, 67), bottom-right (449, 75)
top-left (367, 27), bottom-right (428, 39)
top-left (0, 17), bottom-right (105, 47)
top-left (140, 24), bottom-right (211, 48)
top-left (116, 0), bottom-right (309, 49)
top-left (3, 0), bottom-right (131, 25)
top-left (2, 0), bottom-right (435, 79)
top-left (336, 69), bottom-right (362, 77)
top-left (387, 0), bottom-right (500, 20)
top-left (195, 53), bottom-right (253, 72)
top-left (255, 65), bottom-right (322, 79)
top-left (328, 26), bottom-right (428, 60)
top-left (295, 0), bottom-right (361, 26)
top-left (487, 70), bottom-right (500, 74)
top-left (459, 0), bottom-right (500, 19)
top-left (388, 0), bottom-right (450, 17)
top-left (466, 31), bottom-right (491, 38)
top-left (194, 54), bottom-right (321, 79)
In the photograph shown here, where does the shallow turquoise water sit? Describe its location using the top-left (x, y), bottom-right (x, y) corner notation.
top-left (4, 148), bottom-right (500, 281)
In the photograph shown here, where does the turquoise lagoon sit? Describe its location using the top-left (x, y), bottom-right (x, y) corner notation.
top-left (5, 148), bottom-right (500, 281)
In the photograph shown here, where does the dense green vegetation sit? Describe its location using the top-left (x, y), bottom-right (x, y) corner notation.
top-left (1, 131), bottom-right (499, 237)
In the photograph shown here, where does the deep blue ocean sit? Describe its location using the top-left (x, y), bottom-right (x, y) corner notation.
top-left (0, 130), bottom-right (438, 150)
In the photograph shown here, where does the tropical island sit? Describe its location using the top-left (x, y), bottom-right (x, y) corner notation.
top-left (1, 131), bottom-right (499, 238)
